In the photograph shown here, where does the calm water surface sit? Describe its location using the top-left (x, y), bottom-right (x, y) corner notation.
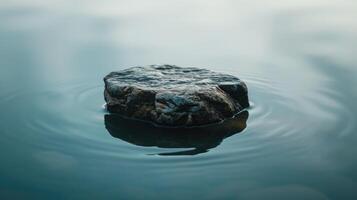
top-left (1, 0), bottom-right (357, 199)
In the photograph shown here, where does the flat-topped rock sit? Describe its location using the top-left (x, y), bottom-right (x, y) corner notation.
top-left (104, 64), bottom-right (249, 127)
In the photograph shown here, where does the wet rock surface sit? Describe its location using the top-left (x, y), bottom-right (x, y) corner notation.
top-left (104, 64), bottom-right (249, 127)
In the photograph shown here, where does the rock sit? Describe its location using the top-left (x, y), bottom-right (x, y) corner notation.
top-left (104, 64), bottom-right (249, 127)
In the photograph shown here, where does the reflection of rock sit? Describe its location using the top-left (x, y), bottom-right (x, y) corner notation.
top-left (104, 111), bottom-right (249, 156)
top-left (104, 65), bottom-right (249, 127)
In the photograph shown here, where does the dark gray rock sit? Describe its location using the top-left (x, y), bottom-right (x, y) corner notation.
top-left (104, 64), bottom-right (249, 127)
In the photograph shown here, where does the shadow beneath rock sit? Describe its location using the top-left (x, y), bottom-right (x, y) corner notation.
top-left (104, 111), bottom-right (249, 156)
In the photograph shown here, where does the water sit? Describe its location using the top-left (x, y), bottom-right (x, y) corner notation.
top-left (1, 0), bottom-right (357, 199)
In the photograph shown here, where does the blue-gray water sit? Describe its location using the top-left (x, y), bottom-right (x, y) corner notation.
top-left (1, 1), bottom-right (357, 199)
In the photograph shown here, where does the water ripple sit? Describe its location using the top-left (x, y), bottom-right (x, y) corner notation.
top-left (0, 71), bottom-right (354, 171)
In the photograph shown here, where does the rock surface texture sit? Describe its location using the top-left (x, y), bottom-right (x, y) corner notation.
top-left (104, 65), bottom-right (249, 127)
